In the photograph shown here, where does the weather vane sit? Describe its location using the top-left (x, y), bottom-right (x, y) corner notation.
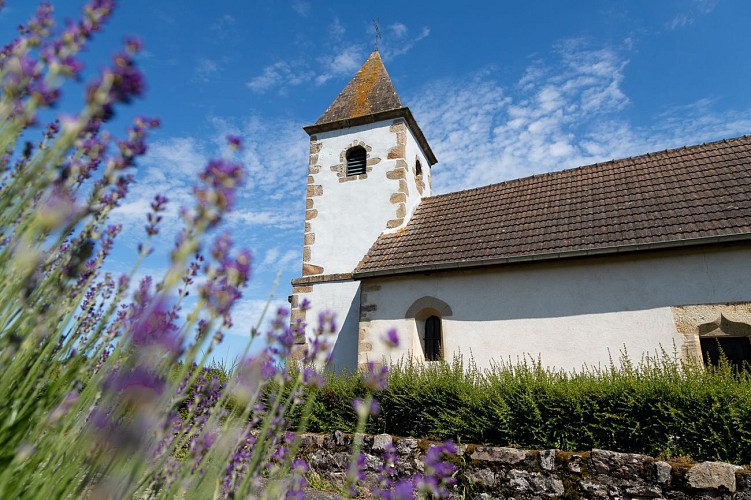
top-left (373, 18), bottom-right (382, 51)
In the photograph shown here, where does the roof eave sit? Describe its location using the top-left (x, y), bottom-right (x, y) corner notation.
top-left (352, 232), bottom-right (751, 279)
top-left (303, 107), bottom-right (438, 166)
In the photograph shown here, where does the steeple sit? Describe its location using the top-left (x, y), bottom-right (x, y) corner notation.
top-left (314, 51), bottom-right (402, 125)
top-left (304, 51), bottom-right (437, 165)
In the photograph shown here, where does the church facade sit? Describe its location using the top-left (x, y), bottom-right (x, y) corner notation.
top-left (290, 51), bottom-right (751, 372)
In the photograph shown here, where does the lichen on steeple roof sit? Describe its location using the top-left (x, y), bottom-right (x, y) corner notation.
top-left (314, 51), bottom-right (403, 125)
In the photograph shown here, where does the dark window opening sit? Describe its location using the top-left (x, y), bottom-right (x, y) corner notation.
top-left (700, 337), bottom-right (751, 371)
top-left (424, 315), bottom-right (442, 361)
top-left (415, 159), bottom-right (422, 176)
top-left (346, 146), bottom-right (367, 176)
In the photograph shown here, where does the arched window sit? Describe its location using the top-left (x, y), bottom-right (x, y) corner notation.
top-left (424, 315), bottom-right (442, 361)
top-left (415, 159), bottom-right (422, 176)
top-left (346, 146), bottom-right (367, 176)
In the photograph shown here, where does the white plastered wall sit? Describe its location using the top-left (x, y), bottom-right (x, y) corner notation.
top-left (402, 125), bottom-right (432, 205)
top-left (359, 246), bottom-right (751, 371)
top-left (295, 280), bottom-right (361, 372)
top-left (307, 118), bottom-right (430, 275)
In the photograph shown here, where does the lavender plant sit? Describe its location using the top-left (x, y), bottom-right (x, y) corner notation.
top-left (0, 2), bottom-right (457, 499)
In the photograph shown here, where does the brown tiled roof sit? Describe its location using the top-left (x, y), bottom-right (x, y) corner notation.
top-left (313, 51), bottom-right (402, 126)
top-left (355, 135), bottom-right (751, 277)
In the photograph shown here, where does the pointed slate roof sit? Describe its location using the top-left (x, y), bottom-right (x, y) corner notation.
top-left (303, 51), bottom-right (437, 165)
top-left (314, 51), bottom-right (402, 125)
top-left (354, 135), bottom-right (751, 278)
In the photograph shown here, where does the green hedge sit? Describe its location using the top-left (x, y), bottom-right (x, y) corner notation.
top-left (296, 355), bottom-right (751, 464)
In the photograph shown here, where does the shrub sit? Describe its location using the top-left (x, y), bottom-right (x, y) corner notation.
top-left (301, 354), bottom-right (751, 464)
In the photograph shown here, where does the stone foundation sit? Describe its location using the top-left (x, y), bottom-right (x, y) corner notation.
top-left (296, 431), bottom-right (751, 499)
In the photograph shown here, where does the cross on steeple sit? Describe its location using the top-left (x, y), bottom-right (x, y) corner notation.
top-left (373, 18), bottom-right (382, 51)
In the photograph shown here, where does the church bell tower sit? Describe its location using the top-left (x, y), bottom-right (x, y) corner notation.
top-left (290, 51), bottom-right (437, 370)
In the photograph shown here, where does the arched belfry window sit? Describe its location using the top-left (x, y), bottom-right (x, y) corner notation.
top-left (415, 159), bottom-right (422, 176)
top-left (424, 315), bottom-right (442, 361)
top-left (346, 146), bottom-right (367, 176)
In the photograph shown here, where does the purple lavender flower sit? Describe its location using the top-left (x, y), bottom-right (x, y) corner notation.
top-left (191, 159), bottom-right (244, 227)
top-left (362, 361), bottom-right (389, 392)
top-left (227, 134), bottom-right (242, 151)
top-left (104, 366), bottom-right (166, 406)
top-left (145, 194), bottom-right (168, 236)
top-left (130, 297), bottom-right (183, 355)
top-left (352, 397), bottom-right (380, 417)
top-left (417, 441), bottom-right (458, 497)
top-left (124, 36), bottom-right (142, 54)
top-left (302, 367), bottom-right (324, 388)
top-left (382, 328), bottom-right (400, 348)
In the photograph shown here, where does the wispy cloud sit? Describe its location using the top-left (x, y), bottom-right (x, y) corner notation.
top-left (247, 60), bottom-right (305, 93)
top-left (209, 13), bottom-right (237, 37)
top-left (229, 297), bottom-right (291, 337)
top-left (194, 57), bottom-right (219, 82)
top-left (108, 112), bottom-right (308, 245)
top-left (112, 137), bottom-right (207, 232)
top-left (258, 247), bottom-right (299, 274)
top-left (412, 38), bottom-right (750, 194)
top-left (314, 45), bottom-right (362, 85)
top-left (246, 20), bottom-right (427, 94)
top-left (291, 0), bottom-right (310, 17)
top-left (376, 22), bottom-right (431, 60)
top-left (388, 22), bottom-right (408, 39)
top-left (666, 0), bottom-right (717, 30)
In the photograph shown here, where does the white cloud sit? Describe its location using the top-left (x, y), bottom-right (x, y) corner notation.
top-left (229, 297), bottom-right (291, 337)
top-left (257, 247), bottom-right (299, 274)
top-left (666, 0), bottom-right (717, 30)
top-left (329, 18), bottom-right (346, 39)
top-left (246, 20), bottom-right (428, 94)
top-left (195, 57), bottom-right (218, 82)
top-left (416, 27), bottom-right (430, 41)
top-left (291, 0), bottom-right (310, 17)
top-left (379, 22), bottom-right (431, 60)
top-left (668, 14), bottom-right (693, 30)
top-left (315, 45), bottom-right (363, 85)
top-left (389, 22), bottom-right (408, 39)
top-left (247, 61), bottom-right (294, 93)
top-left (411, 39), bottom-right (750, 194)
top-left (210, 14), bottom-right (236, 33)
top-left (112, 137), bottom-right (208, 233)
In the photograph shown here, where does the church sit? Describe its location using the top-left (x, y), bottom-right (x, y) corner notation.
top-left (289, 51), bottom-right (751, 372)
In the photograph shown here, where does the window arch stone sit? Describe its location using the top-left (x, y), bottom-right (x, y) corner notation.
top-left (405, 296), bottom-right (451, 362)
top-left (405, 296), bottom-right (453, 319)
top-left (330, 140), bottom-right (379, 182)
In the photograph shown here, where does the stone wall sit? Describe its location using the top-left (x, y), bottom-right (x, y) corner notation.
top-left (297, 431), bottom-right (751, 499)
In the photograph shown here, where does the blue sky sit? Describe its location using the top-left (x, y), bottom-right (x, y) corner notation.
top-left (3, 1), bottom-right (751, 362)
